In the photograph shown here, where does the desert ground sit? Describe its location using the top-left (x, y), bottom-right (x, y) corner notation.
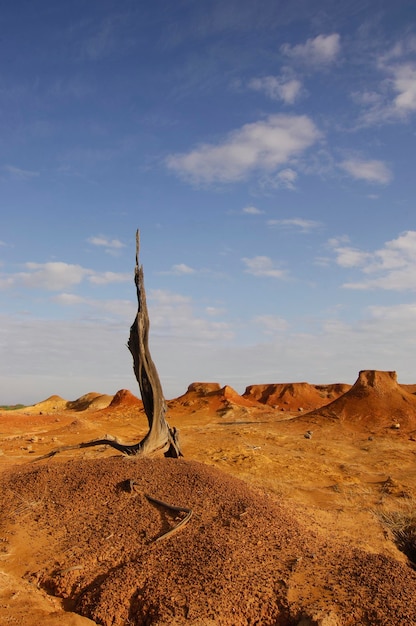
top-left (1, 370), bottom-right (416, 625)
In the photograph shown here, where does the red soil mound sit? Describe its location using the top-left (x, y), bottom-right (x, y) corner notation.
top-left (109, 389), bottom-right (143, 409)
top-left (243, 382), bottom-right (349, 412)
top-left (1, 457), bottom-right (415, 625)
top-left (304, 370), bottom-right (416, 432)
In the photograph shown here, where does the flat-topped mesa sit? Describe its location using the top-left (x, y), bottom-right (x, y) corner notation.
top-left (304, 370), bottom-right (416, 432)
top-left (186, 382), bottom-right (222, 395)
top-left (314, 383), bottom-right (351, 396)
top-left (354, 369), bottom-right (398, 394)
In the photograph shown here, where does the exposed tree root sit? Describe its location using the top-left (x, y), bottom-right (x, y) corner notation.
top-left (124, 478), bottom-right (193, 542)
top-left (145, 494), bottom-right (193, 543)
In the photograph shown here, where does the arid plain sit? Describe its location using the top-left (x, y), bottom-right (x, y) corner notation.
top-left (1, 370), bottom-right (416, 625)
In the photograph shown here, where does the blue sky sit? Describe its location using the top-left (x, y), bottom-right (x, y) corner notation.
top-left (1, 0), bottom-right (416, 404)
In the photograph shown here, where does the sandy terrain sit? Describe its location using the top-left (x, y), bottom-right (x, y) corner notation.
top-left (1, 370), bottom-right (416, 625)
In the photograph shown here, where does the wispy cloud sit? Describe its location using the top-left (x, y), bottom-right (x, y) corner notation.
top-left (329, 230), bottom-right (416, 291)
top-left (392, 63), bottom-right (416, 113)
top-left (166, 114), bottom-right (320, 185)
top-left (328, 237), bottom-right (372, 268)
top-left (339, 158), bottom-right (392, 184)
top-left (3, 165), bottom-right (40, 180)
top-left (158, 263), bottom-right (198, 276)
top-left (268, 167), bottom-right (298, 189)
top-left (242, 256), bottom-right (287, 278)
top-left (248, 75), bottom-right (303, 104)
top-left (353, 37), bottom-right (416, 125)
top-left (87, 235), bottom-right (126, 255)
top-left (242, 206), bottom-right (264, 215)
top-left (281, 33), bottom-right (341, 67)
top-left (267, 218), bottom-right (320, 233)
top-left (171, 263), bottom-right (197, 275)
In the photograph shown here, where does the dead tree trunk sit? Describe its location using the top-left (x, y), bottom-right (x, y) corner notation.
top-left (127, 230), bottom-right (182, 458)
top-left (37, 229), bottom-right (182, 461)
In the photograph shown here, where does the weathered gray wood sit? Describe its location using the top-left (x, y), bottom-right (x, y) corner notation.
top-left (127, 230), bottom-right (182, 457)
top-left (37, 229), bottom-right (182, 461)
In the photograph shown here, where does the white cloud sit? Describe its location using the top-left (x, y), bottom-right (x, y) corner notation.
top-left (248, 75), bottom-right (302, 104)
top-left (330, 230), bottom-right (416, 291)
top-left (166, 114), bottom-right (320, 184)
top-left (171, 263), bottom-right (196, 275)
top-left (339, 158), bottom-right (392, 184)
top-left (330, 245), bottom-right (372, 269)
top-left (87, 235), bottom-right (126, 254)
top-left (267, 218), bottom-right (320, 233)
top-left (159, 263), bottom-right (198, 275)
top-left (88, 270), bottom-right (131, 285)
top-left (4, 165), bottom-right (40, 180)
top-left (392, 63), bottom-right (416, 112)
top-left (242, 256), bottom-right (287, 278)
top-left (1, 262), bottom-right (131, 291)
top-left (281, 33), bottom-right (341, 67)
top-left (18, 262), bottom-right (93, 290)
top-left (242, 206), bottom-right (263, 215)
